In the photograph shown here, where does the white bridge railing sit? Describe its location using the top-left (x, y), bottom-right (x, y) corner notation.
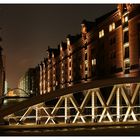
top-left (4, 83), bottom-right (140, 125)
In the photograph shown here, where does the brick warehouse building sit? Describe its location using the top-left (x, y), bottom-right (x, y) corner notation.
top-left (96, 4), bottom-right (140, 78)
top-left (18, 4), bottom-right (140, 96)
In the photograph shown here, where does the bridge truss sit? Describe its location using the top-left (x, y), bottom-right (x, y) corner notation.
top-left (4, 82), bottom-right (140, 125)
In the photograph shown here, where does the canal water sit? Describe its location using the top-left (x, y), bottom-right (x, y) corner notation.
top-left (0, 125), bottom-right (140, 136)
top-left (0, 97), bottom-right (28, 110)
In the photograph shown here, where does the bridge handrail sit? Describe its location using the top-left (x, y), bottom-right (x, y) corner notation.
top-left (1, 77), bottom-right (140, 118)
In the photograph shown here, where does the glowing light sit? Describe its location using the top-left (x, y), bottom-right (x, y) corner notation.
top-left (123, 27), bottom-right (128, 32)
top-left (99, 29), bottom-right (104, 38)
top-left (62, 78), bottom-right (64, 82)
top-left (85, 60), bottom-right (88, 67)
top-left (126, 83), bottom-right (131, 87)
top-left (112, 22), bottom-right (115, 29)
top-left (56, 81), bottom-right (58, 86)
top-left (109, 25), bottom-right (112, 32)
top-left (92, 59), bottom-right (96, 66)
top-left (48, 87), bottom-right (50, 92)
top-left (69, 58), bottom-right (71, 62)
top-left (124, 58), bottom-right (130, 63)
top-left (109, 22), bottom-right (115, 32)
top-left (125, 16), bottom-right (128, 22)
top-left (81, 24), bottom-right (87, 33)
top-left (123, 42), bottom-right (129, 48)
top-left (67, 38), bottom-right (70, 46)
top-left (52, 53), bottom-right (54, 58)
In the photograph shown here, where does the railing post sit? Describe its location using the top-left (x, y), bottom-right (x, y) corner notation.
top-left (64, 96), bottom-right (70, 124)
top-left (116, 87), bottom-right (121, 122)
top-left (36, 106), bottom-right (41, 124)
top-left (91, 90), bottom-right (97, 122)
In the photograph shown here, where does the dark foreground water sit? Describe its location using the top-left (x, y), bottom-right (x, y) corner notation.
top-left (0, 125), bottom-right (140, 136)
top-left (0, 97), bottom-right (28, 109)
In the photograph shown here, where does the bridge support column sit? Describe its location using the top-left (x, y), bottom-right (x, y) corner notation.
top-left (35, 106), bottom-right (41, 124)
top-left (91, 90), bottom-right (97, 122)
top-left (64, 96), bottom-right (70, 124)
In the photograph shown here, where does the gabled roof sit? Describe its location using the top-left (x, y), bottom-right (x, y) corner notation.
top-left (67, 34), bottom-right (81, 45)
top-left (81, 20), bottom-right (95, 32)
top-left (96, 9), bottom-right (117, 24)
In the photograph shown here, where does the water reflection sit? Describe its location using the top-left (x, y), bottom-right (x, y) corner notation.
top-left (1, 98), bottom-right (28, 109)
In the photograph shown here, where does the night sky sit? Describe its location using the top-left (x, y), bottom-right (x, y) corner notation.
top-left (0, 4), bottom-right (116, 88)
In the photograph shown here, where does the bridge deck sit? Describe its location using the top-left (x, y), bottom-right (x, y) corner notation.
top-left (0, 77), bottom-right (140, 118)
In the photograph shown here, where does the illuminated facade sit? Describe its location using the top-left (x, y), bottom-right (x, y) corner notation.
top-left (19, 4), bottom-right (140, 95)
top-left (96, 4), bottom-right (140, 78)
top-left (18, 68), bottom-right (36, 96)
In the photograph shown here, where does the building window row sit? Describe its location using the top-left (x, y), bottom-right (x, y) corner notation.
top-left (99, 23), bottom-right (116, 39)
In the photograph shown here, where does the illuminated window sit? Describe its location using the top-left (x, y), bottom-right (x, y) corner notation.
top-left (92, 59), bottom-right (96, 66)
top-left (81, 25), bottom-right (87, 33)
top-left (123, 27), bottom-right (128, 32)
top-left (69, 58), bottom-right (71, 62)
top-left (112, 23), bottom-right (115, 29)
top-left (99, 29), bottom-right (104, 38)
top-left (124, 59), bottom-right (130, 74)
top-left (56, 81), bottom-right (58, 86)
top-left (60, 46), bottom-right (63, 51)
top-left (124, 42), bottom-right (129, 48)
top-left (48, 87), bottom-right (50, 92)
top-left (62, 78), bottom-right (64, 82)
top-left (53, 87), bottom-right (55, 91)
top-left (67, 38), bottom-right (70, 46)
top-left (62, 70), bottom-right (64, 74)
top-left (52, 53), bottom-right (54, 58)
top-left (124, 16), bottom-right (128, 22)
top-left (85, 60), bottom-right (88, 68)
top-left (109, 25), bottom-right (112, 32)
top-left (109, 22), bottom-right (115, 32)
top-left (102, 30), bottom-right (104, 36)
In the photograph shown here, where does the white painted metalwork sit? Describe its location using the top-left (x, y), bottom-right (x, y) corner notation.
top-left (5, 83), bottom-right (140, 125)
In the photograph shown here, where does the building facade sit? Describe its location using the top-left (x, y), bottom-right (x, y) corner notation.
top-left (19, 4), bottom-right (140, 95)
top-left (18, 68), bottom-right (37, 96)
top-left (96, 4), bottom-right (140, 78)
